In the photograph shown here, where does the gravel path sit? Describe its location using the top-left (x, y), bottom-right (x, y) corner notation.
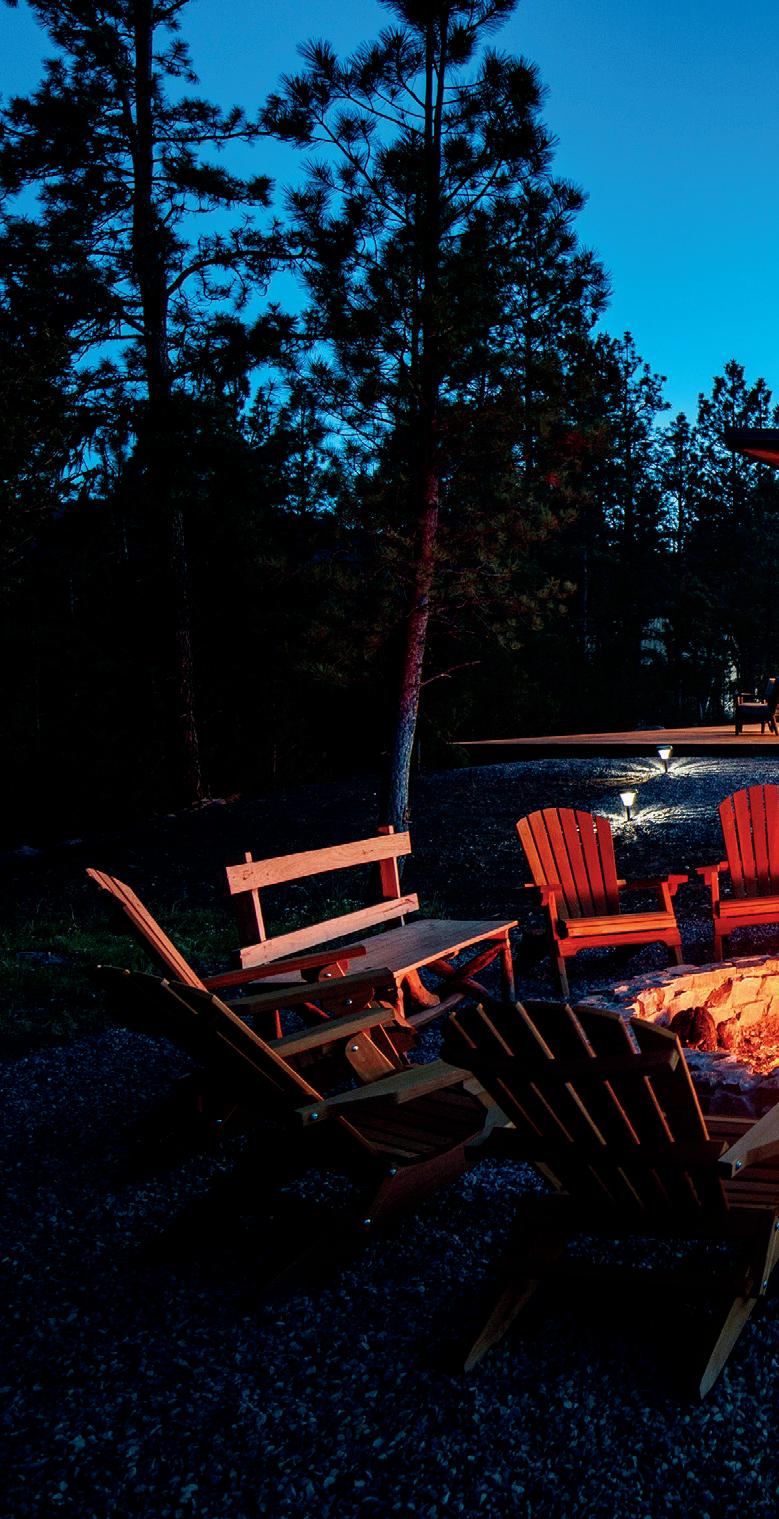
top-left (5, 756), bottom-right (779, 1519)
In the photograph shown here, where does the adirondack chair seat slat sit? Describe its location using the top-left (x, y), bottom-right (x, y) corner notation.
top-left (444, 997), bottom-right (779, 1396)
top-left (516, 808), bottom-right (685, 995)
top-left (226, 830), bottom-right (517, 1023)
top-left (351, 1091), bottom-right (483, 1156)
top-left (717, 896), bottom-right (779, 920)
top-left (560, 910), bottom-right (680, 940)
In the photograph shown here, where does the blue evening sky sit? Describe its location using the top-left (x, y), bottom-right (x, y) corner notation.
top-left (2, 0), bottom-right (778, 420)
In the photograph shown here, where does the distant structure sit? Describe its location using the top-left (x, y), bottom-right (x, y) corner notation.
top-left (725, 427), bottom-right (779, 466)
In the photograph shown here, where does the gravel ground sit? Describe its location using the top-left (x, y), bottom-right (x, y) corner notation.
top-left (5, 756), bottom-right (779, 1519)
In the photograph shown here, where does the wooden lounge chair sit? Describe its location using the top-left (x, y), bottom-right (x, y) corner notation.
top-left (516, 807), bottom-right (686, 996)
top-left (696, 784), bottom-right (779, 960)
top-left (444, 996), bottom-right (779, 1397)
top-left (86, 867), bottom-right (412, 1082)
top-left (225, 827), bottom-right (517, 1026)
top-left (100, 967), bottom-right (501, 1282)
top-left (734, 678), bottom-right (779, 736)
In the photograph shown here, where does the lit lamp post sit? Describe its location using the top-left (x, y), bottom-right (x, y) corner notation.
top-left (620, 789), bottom-right (637, 821)
top-left (657, 745), bottom-right (673, 773)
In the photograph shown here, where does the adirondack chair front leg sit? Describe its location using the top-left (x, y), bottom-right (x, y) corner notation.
top-left (696, 862), bottom-right (728, 960)
top-left (463, 1200), bottom-right (572, 1371)
top-left (535, 885), bottom-right (570, 996)
top-left (696, 1211), bottom-right (779, 1399)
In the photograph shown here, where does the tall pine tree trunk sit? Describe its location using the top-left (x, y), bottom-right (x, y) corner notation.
top-left (383, 15), bottom-right (443, 831)
top-left (133, 0), bottom-right (204, 805)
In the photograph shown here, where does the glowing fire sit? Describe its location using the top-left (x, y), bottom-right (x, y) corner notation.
top-left (671, 1004), bottom-right (779, 1078)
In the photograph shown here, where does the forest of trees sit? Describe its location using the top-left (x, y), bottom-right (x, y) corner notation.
top-left (3, 0), bottom-right (779, 844)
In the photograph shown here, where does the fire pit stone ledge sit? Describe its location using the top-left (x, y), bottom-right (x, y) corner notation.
top-left (577, 955), bottom-right (779, 1116)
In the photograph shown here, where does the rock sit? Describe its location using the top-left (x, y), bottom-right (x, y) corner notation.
top-left (670, 1006), bottom-right (717, 1051)
top-left (717, 1017), bottom-right (740, 1051)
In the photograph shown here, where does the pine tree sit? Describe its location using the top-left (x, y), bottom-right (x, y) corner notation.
top-left (264, 0), bottom-right (553, 827)
top-left (0, 0), bottom-right (272, 802)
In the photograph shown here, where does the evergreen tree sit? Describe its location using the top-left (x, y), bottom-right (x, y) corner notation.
top-left (0, 0), bottom-right (272, 802)
top-left (264, 0), bottom-right (554, 827)
top-left (666, 363), bottom-right (779, 715)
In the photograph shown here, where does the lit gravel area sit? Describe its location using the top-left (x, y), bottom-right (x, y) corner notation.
top-left (5, 756), bottom-right (779, 1518)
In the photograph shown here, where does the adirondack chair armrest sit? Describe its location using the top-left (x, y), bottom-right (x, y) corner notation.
top-left (203, 944), bottom-right (369, 990)
top-left (270, 1002), bottom-right (402, 1059)
top-left (524, 882), bottom-right (562, 905)
top-left (526, 882), bottom-right (565, 930)
top-left (718, 1099), bottom-right (779, 1178)
top-left (235, 966), bottom-right (398, 1016)
top-left (695, 862), bottom-right (729, 904)
top-left (294, 1059), bottom-right (470, 1124)
top-left (622, 874), bottom-right (688, 896)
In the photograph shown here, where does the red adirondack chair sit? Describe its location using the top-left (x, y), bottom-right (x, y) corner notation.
top-left (517, 807), bottom-right (686, 996)
top-left (697, 785), bottom-right (779, 959)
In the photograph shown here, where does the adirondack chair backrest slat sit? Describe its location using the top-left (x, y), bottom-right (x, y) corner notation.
top-left (720, 786), bottom-right (779, 897)
top-left (521, 999), bottom-right (667, 1211)
top-left (446, 1000), bottom-right (729, 1221)
top-left (630, 1019), bottom-right (726, 1215)
top-left (100, 968), bottom-right (375, 1151)
top-left (225, 830), bottom-right (419, 968)
top-left (517, 809), bottom-right (621, 918)
top-left (87, 869), bottom-right (205, 988)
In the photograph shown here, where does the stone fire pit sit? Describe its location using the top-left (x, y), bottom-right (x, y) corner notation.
top-left (581, 956), bottom-right (779, 1117)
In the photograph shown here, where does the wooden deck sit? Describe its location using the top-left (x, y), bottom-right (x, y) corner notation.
top-left (459, 725), bottom-right (779, 760)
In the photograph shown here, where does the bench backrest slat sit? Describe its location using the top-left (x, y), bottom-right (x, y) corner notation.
top-left (226, 830), bottom-right (417, 967)
top-left (226, 831), bottom-right (412, 894)
top-left (236, 895), bottom-right (419, 969)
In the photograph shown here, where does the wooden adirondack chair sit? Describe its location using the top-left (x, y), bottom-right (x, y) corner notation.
top-left (444, 997), bottom-right (779, 1397)
top-left (516, 808), bottom-right (686, 996)
top-left (225, 828), bottom-right (517, 1026)
top-left (86, 867), bottom-right (413, 1083)
top-left (696, 785), bottom-right (779, 960)
top-left (100, 967), bottom-right (500, 1283)
top-left (734, 678), bottom-right (779, 736)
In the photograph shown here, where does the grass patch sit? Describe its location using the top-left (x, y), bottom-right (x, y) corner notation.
top-left (0, 904), bottom-right (232, 1060)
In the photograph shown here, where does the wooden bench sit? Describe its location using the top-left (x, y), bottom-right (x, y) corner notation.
top-left (225, 827), bottom-right (517, 1026)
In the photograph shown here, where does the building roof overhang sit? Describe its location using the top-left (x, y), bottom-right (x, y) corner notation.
top-left (724, 427), bottom-right (779, 467)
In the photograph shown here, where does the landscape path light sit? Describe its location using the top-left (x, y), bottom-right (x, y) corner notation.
top-left (658, 745), bottom-right (673, 773)
top-left (619, 788), bottom-right (637, 821)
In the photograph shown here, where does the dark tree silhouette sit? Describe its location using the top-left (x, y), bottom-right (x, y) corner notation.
top-left (0, 0), bottom-right (272, 802)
